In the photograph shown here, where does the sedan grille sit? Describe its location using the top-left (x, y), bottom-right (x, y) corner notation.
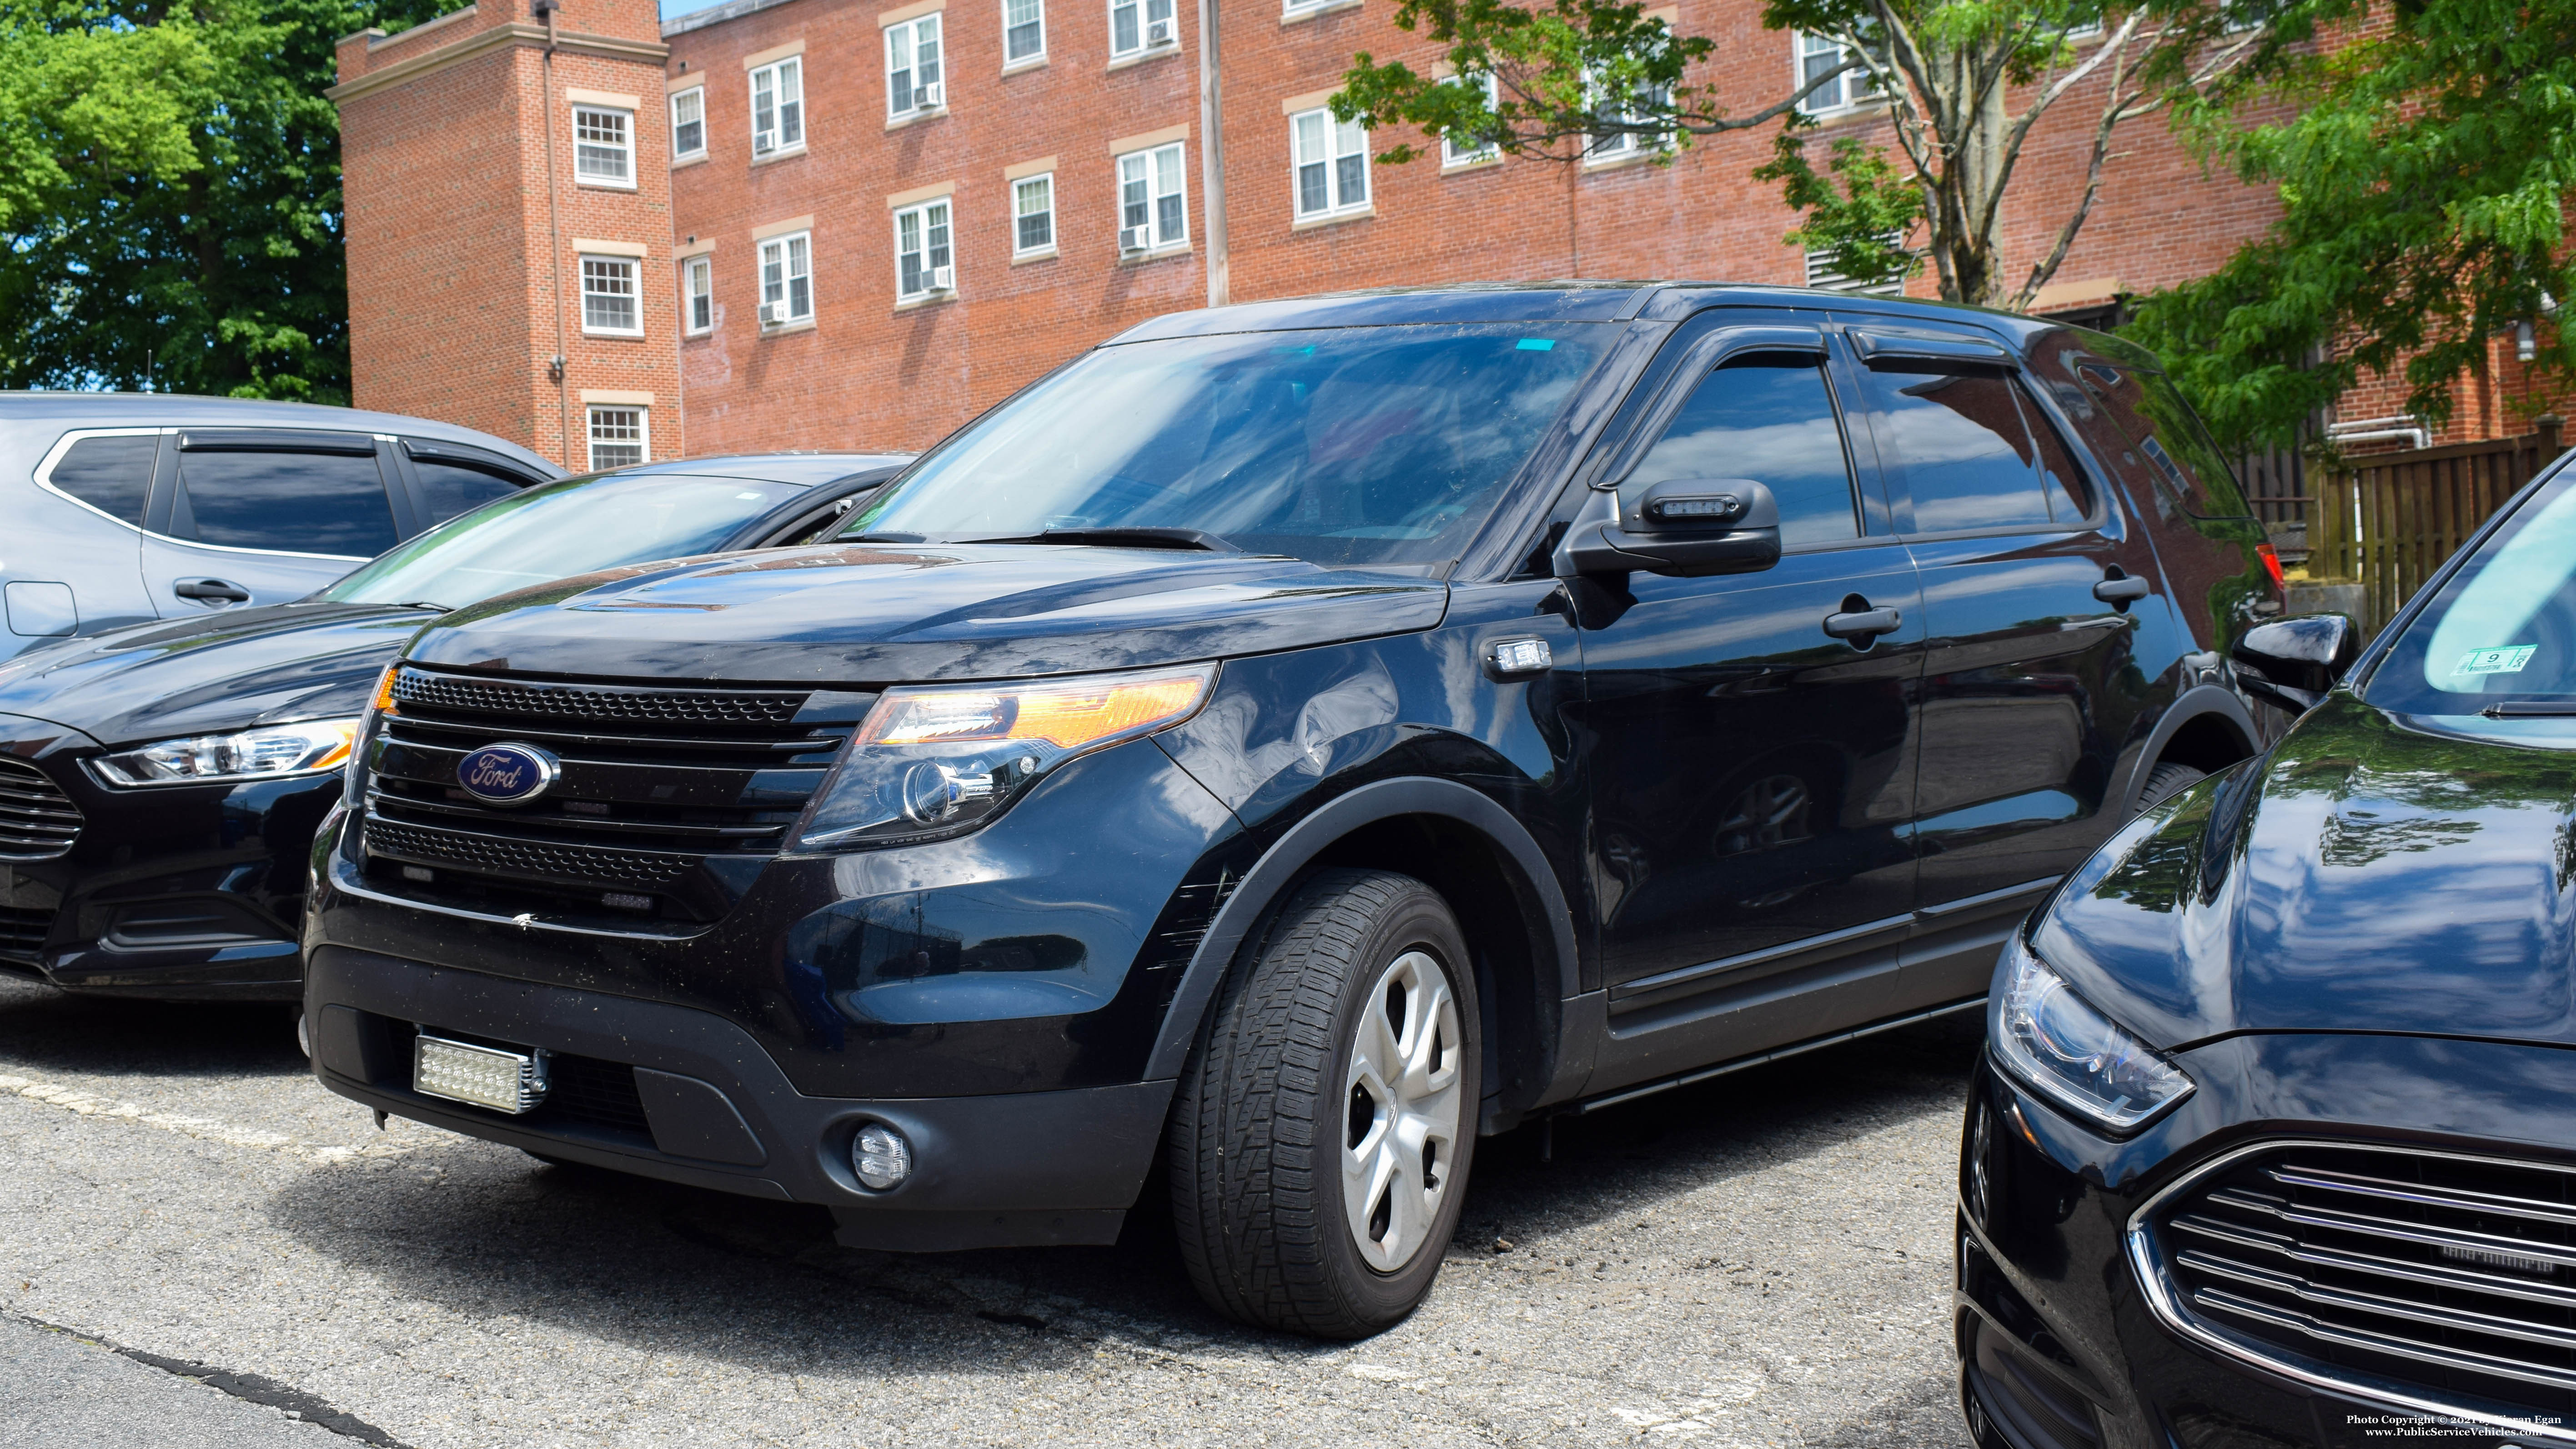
top-left (2144, 1142), bottom-right (2576, 1428)
top-left (0, 757), bottom-right (81, 861)
top-left (360, 667), bottom-right (870, 921)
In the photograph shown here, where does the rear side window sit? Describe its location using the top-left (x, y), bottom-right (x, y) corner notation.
top-left (2075, 361), bottom-right (2255, 520)
top-left (47, 435), bottom-right (157, 525)
top-left (177, 450), bottom-right (397, 557)
top-left (1622, 353), bottom-right (1859, 548)
top-left (1858, 362), bottom-right (2093, 533)
top-left (413, 461), bottom-right (524, 525)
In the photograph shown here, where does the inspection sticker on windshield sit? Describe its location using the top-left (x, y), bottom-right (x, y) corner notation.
top-left (2454, 645), bottom-right (2538, 676)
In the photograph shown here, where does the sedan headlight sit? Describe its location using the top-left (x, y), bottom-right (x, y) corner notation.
top-left (789, 663), bottom-right (1216, 850)
top-left (89, 718), bottom-right (361, 788)
top-left (1991, 932), bottom-right (2195, 1133)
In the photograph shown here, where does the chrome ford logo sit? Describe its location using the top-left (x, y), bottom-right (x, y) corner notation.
top-left (456, 742), bottom-right (559, 807)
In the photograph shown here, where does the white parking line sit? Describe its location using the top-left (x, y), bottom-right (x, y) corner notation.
top-left (0, 1073), bottom-right (411, 1167)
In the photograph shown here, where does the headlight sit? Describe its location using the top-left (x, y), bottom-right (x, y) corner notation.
top-left (788, 662), bottom-right (1215, 850)
top-left (1991, 932), bottom-right (2195, 1133)
top-left (88, 718), bottom-right (362, 788)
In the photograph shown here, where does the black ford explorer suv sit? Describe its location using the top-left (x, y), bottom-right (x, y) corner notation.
top-left (305, 282), bottom-right (2279, 1338)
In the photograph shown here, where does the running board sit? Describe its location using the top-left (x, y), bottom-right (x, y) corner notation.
top-left (1556, 995), bottom-right (1987, 1117)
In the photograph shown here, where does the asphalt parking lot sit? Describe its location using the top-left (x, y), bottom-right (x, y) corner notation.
top-left (0, 975), bottom-right (1980, 1448)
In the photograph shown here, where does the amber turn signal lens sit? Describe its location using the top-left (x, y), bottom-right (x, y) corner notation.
top-left (372, 665), bottom-right (401, 716)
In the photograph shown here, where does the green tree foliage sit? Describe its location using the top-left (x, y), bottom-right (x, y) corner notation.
top-left (2127, 0), bottom-right (2576, 450)
top-left (0, 0), bottom-right (444, 402)
top-left (1332, 0), bottom-right (2309, 309)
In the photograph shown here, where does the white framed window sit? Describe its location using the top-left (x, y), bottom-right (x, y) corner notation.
top-left (1441, 72), bottom-right (1501, 166)
top-left (1585, 72), bottom-right (1670, 160)
top-left (587, 406), bottom-right (648, 470)
top-left (1804, 243), bottom-right (1904, 296)
top-left (1291, 107), bottom-right (1369, 218)
top-left (887, 15), bottom-right (944, 118)
top-left (751, 57), bottom-right (805, 154)
top-left (757, 231), bottom-right (814, 326)
top-left (683, 256), bottom-right (713, 334)
top-left (1012, 174), bottom-right (1055, 254)
top-left (670, 86), bottom-right (705, 160)
top-left (1116, 142), bottom-right (1187, 253)
top-left (1109, 0), bottom-right (1175, 57)
top-left (1004, 0), bottom-right (1045, 63)
top-left (894, 200), bottom-right (955, 300)
top-left (572, 105), bottom-right (633, 186)
top-left (580, 256), bottom-right (641, 335)
top-left (1795, 32), bottom-right (1881, 115)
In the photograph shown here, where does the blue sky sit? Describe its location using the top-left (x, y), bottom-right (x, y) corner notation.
top-left (661, 0), bottom-right (730, 17)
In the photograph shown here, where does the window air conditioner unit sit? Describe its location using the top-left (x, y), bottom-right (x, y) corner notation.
top-left (1145, 17), bottom-right (1173, 45)
top-left (754, 134), bottom-right (775, 154)
top-left (759, 301), bottom-right (789, 325)
top-left (917, 81), bottom-right (943, 107)
top-left (1119, 225), bottom-right (1152, 254)
top-left (928, 265), bottom-right (954, 292)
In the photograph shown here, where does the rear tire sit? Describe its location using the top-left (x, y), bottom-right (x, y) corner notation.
top-left (2137, 760), bottom-right (2208, 812)
top-left (1167, 868), bottom-right (1481, 1339)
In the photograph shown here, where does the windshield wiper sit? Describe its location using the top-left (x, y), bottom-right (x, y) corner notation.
top-left (962, 527), bottom-right (1240, 553)
top-left (2482, 701), bottom-right (2576, 717)
top-left (394, 601), bottom-right (452, 613)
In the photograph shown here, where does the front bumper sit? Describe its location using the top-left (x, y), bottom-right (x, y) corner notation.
top-left (1958, 1037), bottom-right (2576, 1449)
top-left (306, 943), bottom-right (1174, 1249)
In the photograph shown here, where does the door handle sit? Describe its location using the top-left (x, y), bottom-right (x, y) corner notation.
top-left (2093, 573), bottom-right (2153, 606)
top-left (173, 578), bottom-right (251, 606)
top-left (1822, 605), bottom-right (1903, 641)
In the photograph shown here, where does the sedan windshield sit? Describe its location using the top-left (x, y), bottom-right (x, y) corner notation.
top-left (844, 323), bottom-right (1612, 570)
top-left (321, 473), bottom-right (810, 611)
top-left (2365, 467), bottom-right (2576, 714)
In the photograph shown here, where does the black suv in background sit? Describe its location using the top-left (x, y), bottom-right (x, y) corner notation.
top-left (304, 283), bottom-right (2279, 1338)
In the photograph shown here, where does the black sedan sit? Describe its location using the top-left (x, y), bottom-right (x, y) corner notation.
top-left (1960, 447), bottom-right (2576, 1447)
top-left (0, 453), bottom-right (906, 1000)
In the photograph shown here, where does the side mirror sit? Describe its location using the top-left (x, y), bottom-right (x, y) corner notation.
top-left (2231, 613), bottom-right (2359, 714)
top-left (1554, 478), bottom-right (1784, 580)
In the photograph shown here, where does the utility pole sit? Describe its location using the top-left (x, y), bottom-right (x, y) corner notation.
top-left (1196, 0), bottom-right (1229, 307)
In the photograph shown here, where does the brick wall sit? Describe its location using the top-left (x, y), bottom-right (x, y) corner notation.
top-left (338, 0), bottom-right (2438, 458)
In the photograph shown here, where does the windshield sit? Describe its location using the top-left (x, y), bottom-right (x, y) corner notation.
top-left (2364, 467), bottom-right (2576, 714)
top-left (844, 323), bottom-right (1612, 569)
top-left (320, 473), bottom-right (811, 610)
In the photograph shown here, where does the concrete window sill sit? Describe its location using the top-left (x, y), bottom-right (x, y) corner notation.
top-left (1011, 247), bottom-right (1060, 266)
top-left (1105, 45), bottom-right (1179, 72)
top-left (1441, 155), bottom-right (1501, 174)
top-left (750, 145), bottom-right (809, 166)
top-left (671, 153), bottom-right (709, 170)
top-left (1581, 149), bottom-right (1659, 174)
top-left (1117, 242), bottom-right (1192, 266)
top-left (575, 178), bottom-right (640, 191)
top-left (1280, 0), bottom-right (1361, 24)
top-left (1292, 207), bottom-right (1373, 232)
top-left (886, 106), bottom-right (949, 132)
top-left (894, 292), bottom-right (956, 313)
top-left (759, 318), bottom-right (818, 336)
top-left (1002, 54), bottom-right (1049, 75)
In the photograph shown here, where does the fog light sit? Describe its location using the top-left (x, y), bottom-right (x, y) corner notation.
top-left (853, 1122), bottom-right (912, 1190)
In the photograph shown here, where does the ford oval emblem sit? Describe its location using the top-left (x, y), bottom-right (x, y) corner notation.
top-left (456, 742), bottom-right (560, 807)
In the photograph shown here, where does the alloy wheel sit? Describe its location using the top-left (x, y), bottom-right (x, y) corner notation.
top-left (1341, 948), bottom-right (1465, 1274)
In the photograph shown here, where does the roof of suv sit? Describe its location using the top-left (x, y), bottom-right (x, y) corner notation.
top-left (0, 392), bottom-right (560, 476)
top-left (1110, 281), bottom-right (2099, 354)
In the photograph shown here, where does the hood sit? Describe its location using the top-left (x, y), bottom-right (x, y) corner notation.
top-left (405, 544), bottom-right (1451, 683)
top-left (2039, 689), bottom-right (2576, 1050)
top-left (0, 602), bottom-right (430, 747)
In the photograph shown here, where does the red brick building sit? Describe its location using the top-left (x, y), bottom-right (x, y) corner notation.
top-left (335, 0), bottom-right (2321, 470)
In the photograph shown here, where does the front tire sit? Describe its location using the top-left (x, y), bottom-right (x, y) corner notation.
top-left (1167, 868), bottom-right (1481, 1339)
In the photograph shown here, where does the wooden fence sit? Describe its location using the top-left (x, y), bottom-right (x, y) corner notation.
top-left (2308, 418), bottom-right (2567, 633)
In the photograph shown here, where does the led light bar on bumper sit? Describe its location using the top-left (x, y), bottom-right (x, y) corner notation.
top-left (788, 663), bottom-right (1215, 850)
top-left (1991, 930), bottom-right (2195, 1133)
top-left (89, 718), bottom-right (361, 788)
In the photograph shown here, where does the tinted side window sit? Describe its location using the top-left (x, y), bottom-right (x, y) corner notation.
top-left (1860, 362), bottom-right (2088, 533)
top-left (177, 451), bottom-right (396, 557)
top-left (48, 435), bottom-right (157, 525)
top-left (1623, 354), bottom-right (1858, 548)
top-left (413, 461), bottom-right (524, 525)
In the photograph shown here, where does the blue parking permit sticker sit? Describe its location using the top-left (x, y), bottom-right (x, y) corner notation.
top-left (2455, 645), bottom-right (2538, 676)
top-left (1516, 338), bottom-right (1556, 351)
